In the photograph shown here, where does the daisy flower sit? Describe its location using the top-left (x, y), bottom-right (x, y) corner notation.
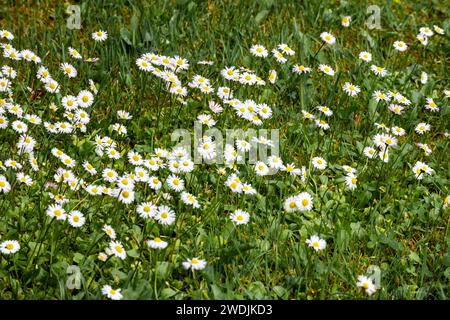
top-left (103, 224), bottom-right (116, 239)
top-left (315, 119), bottom-right (330, 130)
top-left (92, 30), bottom-right (108, 42)
top-left (0, 240), bottom-right (20, 254)
top-left (45, 79), bottom-right (60, 93)
top-left (16, 172), bottom-right (33, 186)
top-left (46, 204), bottom-right (66, 220)
top-left (305, 235), bottom-right (326, 251)
top-left (268, 70), bottom-right (277, 83)
top-left (420, 72), bottom-right (428, 84)
top-left (98, 252), bottom-right (108, 262)
top-left (83, 161), bottom-right (97, 175)
top-left (342, 165), bottom-right (357, 175)
top-left (226, 174), bottom-right (243, 193)
top-left (0, 30), bottom-right (14, 40)
top-left (117, 110), bottom-right (132, 120)
top-left (292, 64), bottom-right (312, 74)
top-left (182, 257), bottom-right (207, 270)
top-left (416, 143), bottom-right (432, 156)
top-left (345, 174), bottom-right (358, 190)
top-left (433, 25), bottom-right (444, 35)
top-left (101, 285), bottom-right (123, 300)
top-left (68, 47), bottom-right (82, 59)
top-left (356, 275), bottom-right (377, 296)
top-left (258, 103), bottom-right (272, 119)
top-left (302, 110), bottom-right (315, 120)
top-left (230, 209), bottom-right (250, 225)
top-left (60, 63), bottom-right (77, 78)
top-left (118, 189), bottom-right (135, 204)
top-left (320, 32), bottom-right (336, 44)
top-left (312, 157), bottom-right (327, 170)
top-left (424, 98), bottom-right (439, 112)
top-left (155, 205), bottom-right (176, 225)
top-left (137, 202), bottom-right (157, 219)
top-left (102, 168), bottom-right (118, 182)
top-left (221, 66), bottom-right (239, 81)
top-left (412, 161), bottom-right (433, 180)
top-left (167, 175), bottom-right (184, 192)
top-left (370, 65), bottom-right (388, 77)
top-left (415, 122), bottom-right (430, 134)
top-left (417, 34), bottom-right (428, 46)
top-left (148, 176), bottom-right (162, 190)
top-left (208, 100), bottom-right (223, 114)
top-left (341, 16), bottom-right (351, 27)
top-left (342, 82), bottom-right (361, 96)
top-left (250, 44), bottom-right (268, 57)
top-left (391, 126), bottom-right (405, 136)
top-left (278, 43), bottom-right (295, 55)
top-left (147, 237), bottom-right (168, 249)
top-left (318, 64), bottom-right (335, 76)
top-left (359, 51), bottom-right (372, 62)
top-left (284, 196), bottom-right (300, 212)
top-left (272, 49), bottom-right (287, 63)
top-left (443, 89), bottom-right (450, 98)
top-left (109, 241), bottom-right (126, 260)
top-left (197, 114), bottom-right (216, 127)
top-left (393, 40), bottom-right (408, 52)
top-left (388, 103), bottom-right (403, 115)
top-left (197, 137), bottom-right (216, 160)
top-left (254, 161), bottom-right (269, 176)
top-left (127, 151), bottom-right (143, 166)
top-left (443, 195), bottom-right (449, 209)
top-left (419, 27), bottom-right (433, 37)
top-left (297, 192), bottom-right (313, 211)
top-left (364, 147), bottom-right (376, 158)
top-left (318, 105), bottom-right (333, 116)
top-left (181, 192), bottom-right (200, 208)
top-left (77, 90), bottom-right (94, 108)
top-left (68, 210), bottom-right (86, 228)
top-left (282, 163), bottom-right (301, 176)
top-left (268, 155), bottom-right (283, 170)
top-left (0, 77), bottom-right (11, 92)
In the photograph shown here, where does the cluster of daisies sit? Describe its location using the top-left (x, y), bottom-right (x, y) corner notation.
top-left (0, 15), bottom-right (448, 301)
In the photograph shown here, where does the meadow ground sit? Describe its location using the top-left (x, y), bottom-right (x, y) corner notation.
top-left (0, 0), bottom-right (449, 300)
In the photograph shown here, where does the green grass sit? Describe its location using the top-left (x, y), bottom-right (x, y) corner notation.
top-left (0, 0), bottom-right (449, 299)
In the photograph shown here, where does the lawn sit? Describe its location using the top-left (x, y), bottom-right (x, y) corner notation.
top-left (0, 0), bottom-right (449, 300)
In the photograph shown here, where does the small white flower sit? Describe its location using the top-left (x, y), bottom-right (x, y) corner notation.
top-left (312, 157), bottom-right (327, 170)
top-left (305, 235), bottom-right (326, 251)
top-left (101, 285), bottom-right (123, 300)
top-left (182, 257), bottom-right (207, 270)
top-left (230, 209), bottom-right (250, 225)
top-left (0, 240), bottom-right (20, 254)
top-left (357, 275), bottom-right (377, 296)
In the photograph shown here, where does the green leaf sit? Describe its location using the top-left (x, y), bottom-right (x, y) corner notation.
top-left (409, 251), bottom-right (422, 264)
top-left (160, 288), bottom-right (177, 299)
top-left (255, 10), bottom-right (270, 24)
top-left (73, 252), bottom-right (85, 264)
top-left (127, 249), bottom-right (140, 258)
top-left (120, 27), bottom-right (132, 45)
